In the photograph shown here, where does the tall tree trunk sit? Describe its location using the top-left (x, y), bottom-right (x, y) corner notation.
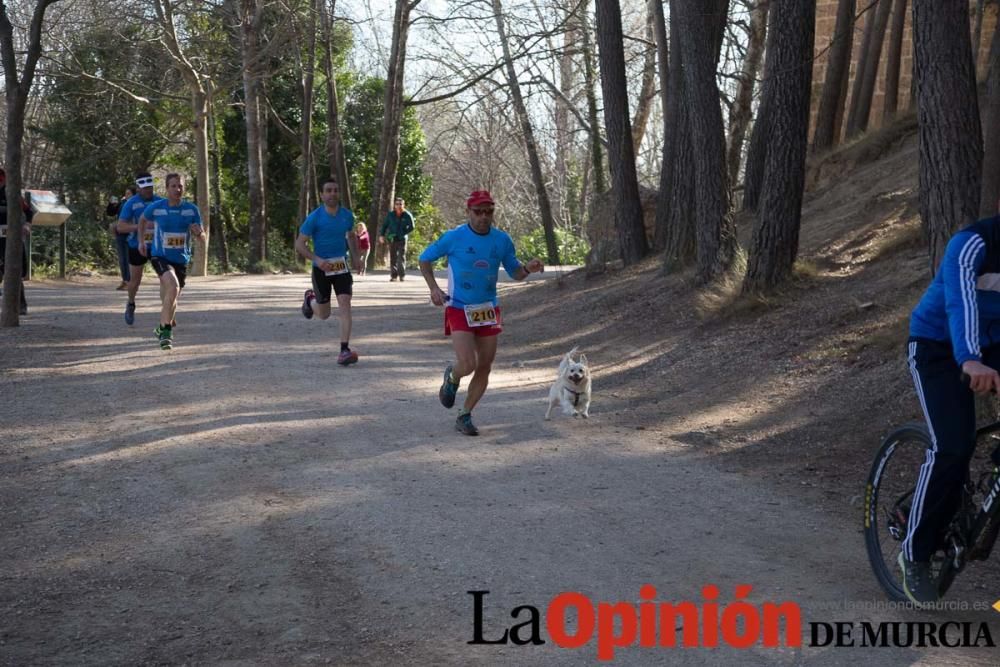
top-left (980, 18), bottom-right (1000, 217)
top-left (208, 96), bottom-right (230, 272)
top-left (493, 0), bottom-right (560, 265)
top-left (0, 0), bottom-right (59, 327)
top-left (845, 0), bottom-right (892, 139)
top-left (814, 0), bottom-right (856, 151)
top-left (674, 0), bottom-right (733, 283)
top-left (368, 0), bottom-right (415, 268)
top-left (298, 0), bottom-right (318, 223)
top-left (913, 0), bottom-right (983, 272)
top-left (322, 0), bottom-right (352, 210)
top-left (594, 0), bottom-right (648, 265)
top-left (242, 0), bottom-right (267, 268)
top-left (743, 5), bottom-right (779, 211)
top-left (659, 2), bottom-right (700, 271)
top-left (882, 0), bottom-right (907, 121)
top-left (190, 88), bottom-right (211, 276)
top-left (554, 6), bottom-right (577, 226)
top-left (973, 0), bottom-right (986, 76)
top-left (726, 0), bottom-right (769, 186)
top-left (581, 2), bottom-right (606, 196)
top-left (630, 0), bottom-right (658, 153)
top-left (652, 0), bottom-right (672, 251)
top-left (743, 0), bottom-right (816, 293)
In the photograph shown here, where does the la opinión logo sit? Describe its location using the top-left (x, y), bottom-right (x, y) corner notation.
top-left (468, 586), bottom-right (997, 660)
top-left (469, 585), bottom-right (801, 661)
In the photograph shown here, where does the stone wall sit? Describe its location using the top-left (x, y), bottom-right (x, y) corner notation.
top-left (810, 0), bottom-right (997, 140)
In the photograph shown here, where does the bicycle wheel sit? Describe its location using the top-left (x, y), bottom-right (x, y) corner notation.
top-left (863, 423), bottom-right (932, 602)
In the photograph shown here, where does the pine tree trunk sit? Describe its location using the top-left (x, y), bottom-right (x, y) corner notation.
top-left (298, 0), bottom-right (318, 223)
top-left (660, 3), bottom-right (698, 270)
top-left (844, 1), bottom-right (879, 138)
top-left (652, 0), bottom-right (671, 251)
top-left (813, 0), bottom-right (856, 151)
top-left (493, 0), bottom-right (560, 265)
top-left (242, 0), bottom-right (267, 268)
top-left (368, 0), bottom-right (413, 268)
top-left (674, 0), bottom-right (734, 283)
top-left (743, 0), bottom-right (816, 293)
top-left (594, 0), bottom-right (648, 265)
top-left (846, 0), bottom-right (893, 139)
top-left (208, 97), bottom-right (230, 272)
top-left (882, 0), bottom-right (907, 120)
top-left (913, 0), bottom-right (983, 272)
top-left (743, 5), bottom-right (779, 211)
top-left (581, 4), bottom-right (606, 196)
top-left (726, 0), bottom-right (769, 186)
top-left (980, 18), bottom-right (1000, 217)
top-left (0, 0), bottom-right (56, 326)
top-left (189, 89), bottom-right (211, 276)
top-left (323, 0), bottom-right (352, 211)
top-left (631, 0), bottom-right (658, 153)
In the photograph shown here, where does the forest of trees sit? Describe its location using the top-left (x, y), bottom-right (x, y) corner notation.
top-left (1, 0), bottom-right (999, 326)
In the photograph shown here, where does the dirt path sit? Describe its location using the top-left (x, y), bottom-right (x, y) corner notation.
top-left (2, 274), bottom-right (998, 665)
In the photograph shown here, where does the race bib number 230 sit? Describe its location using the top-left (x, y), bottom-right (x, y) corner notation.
top-left (324, 256), bottom-right (349, 276)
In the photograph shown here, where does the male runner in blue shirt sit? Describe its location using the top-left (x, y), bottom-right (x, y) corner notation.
top-left (118, 172), bottom-right (164, 325)
top-left (295, 177), bottom-right (362, 365)
top-left (139, 173), bottom-right (204, 350)
top-left (419, 190), bottom-right (544, 435)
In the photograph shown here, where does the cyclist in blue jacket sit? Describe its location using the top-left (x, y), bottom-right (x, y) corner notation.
top-left (904, 202), bottom-right (1000, 604)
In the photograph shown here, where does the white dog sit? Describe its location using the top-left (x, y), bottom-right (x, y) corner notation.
top-left (545, 346), bottom-right (591, 420)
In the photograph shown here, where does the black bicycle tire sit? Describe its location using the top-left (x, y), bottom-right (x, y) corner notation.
top-left (864, 423), bottom-right (931, 602)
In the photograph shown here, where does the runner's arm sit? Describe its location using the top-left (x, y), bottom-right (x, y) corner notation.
top-left (295, 233), bottom-right (328, 271)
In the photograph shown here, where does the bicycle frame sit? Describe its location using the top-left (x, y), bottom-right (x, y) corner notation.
top-left (959, 421), bottom-right (1000, 561)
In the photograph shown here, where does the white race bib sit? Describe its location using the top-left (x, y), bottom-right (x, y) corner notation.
top-left (142, 230), bottom-right (155, 244)
top-left (163, 232), bottom-right (186, 249)
top-left (324, 256), bottom-right (349, 276)
top-left (464, 302), bottom-right (498, 327)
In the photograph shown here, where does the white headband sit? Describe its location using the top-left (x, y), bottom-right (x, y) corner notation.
top-left (135, 176), bottom-right (154, 188)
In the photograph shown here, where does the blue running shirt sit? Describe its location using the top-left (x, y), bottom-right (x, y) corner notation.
top-left (144, 200), bottom-right (202, 265)
top-left (119, 193), bottom-right (164, 249)
top-left (299, 205), bottom-right (355, 266)
top-left (419, 223), bottom-right (523, 308)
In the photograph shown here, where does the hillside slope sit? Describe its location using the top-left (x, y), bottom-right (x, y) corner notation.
top-left (499, 111), bottom-right (980, 518)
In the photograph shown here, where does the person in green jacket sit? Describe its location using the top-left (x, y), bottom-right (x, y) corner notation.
top-left (378, 197), bottom-right (415, 281)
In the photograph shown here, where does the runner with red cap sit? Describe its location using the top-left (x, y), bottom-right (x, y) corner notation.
top-left (418, 189), bottom-right (544, 435)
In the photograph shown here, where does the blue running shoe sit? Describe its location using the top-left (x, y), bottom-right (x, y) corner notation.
top-left (439, 363), bottom-right (459, 408)
top-left (125, 301), bottom-right (136, 325)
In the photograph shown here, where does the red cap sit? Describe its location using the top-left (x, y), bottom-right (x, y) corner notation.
top-left (466, 190), bottom-right (495, 208)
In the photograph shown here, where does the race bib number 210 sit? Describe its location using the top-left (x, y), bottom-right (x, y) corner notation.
top-left (464, 302), bottom-right (498, 327)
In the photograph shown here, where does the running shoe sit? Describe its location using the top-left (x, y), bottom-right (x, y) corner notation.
top-left (455, 413), bottom-right (479, 436)
top-left (158, 324), bottom-right (173, 350)
top-left (125, 301), bottom-right (136, 325)
top-left (439, 364), bottom-right (459, 408)
top-left (302, 289), bottom-right (315, 319)
top-left (337, 349), bottom-right (359, 366)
